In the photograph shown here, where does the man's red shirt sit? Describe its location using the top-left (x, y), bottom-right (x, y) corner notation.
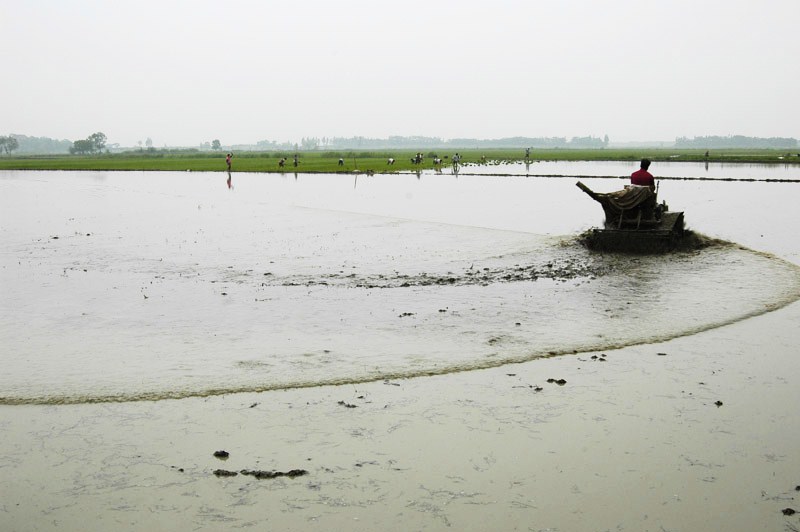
top-left (631, 169), bottom-right (654, 188)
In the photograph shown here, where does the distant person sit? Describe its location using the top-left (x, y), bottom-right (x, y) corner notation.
top-left (293, 154), bottom-right (299, 167)
top-left (225, 153), bottom-right (232, 171)
top-left (630, 158), bottom-right (655, 192)
top-left (525, 147), bottom-right (531, 159)
top-left (338, 158), bottom-right (344, 166)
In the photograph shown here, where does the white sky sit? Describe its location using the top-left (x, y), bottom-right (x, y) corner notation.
top-left (3, 0), bottom-right (798, 147)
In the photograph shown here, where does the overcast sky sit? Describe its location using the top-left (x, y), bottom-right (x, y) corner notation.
top-left (3, 0), bottom-right (798, 147)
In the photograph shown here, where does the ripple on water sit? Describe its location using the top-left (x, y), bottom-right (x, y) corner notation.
top-left (2, 231), bottom-right (799, 405)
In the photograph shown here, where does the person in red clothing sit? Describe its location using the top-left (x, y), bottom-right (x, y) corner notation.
top-left (630, 158), bottom-right (655, 191)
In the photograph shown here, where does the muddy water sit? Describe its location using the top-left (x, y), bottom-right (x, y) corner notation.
top-left (2, 169), bottom-right (799, 404)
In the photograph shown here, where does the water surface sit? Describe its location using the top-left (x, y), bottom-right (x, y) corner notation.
top-left (2, 169), bottom-right (799, 404)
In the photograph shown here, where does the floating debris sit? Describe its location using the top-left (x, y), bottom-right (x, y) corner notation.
top-left (546, 378), bottom-right (567, 386)
top-left (213, 450), bottom-right (230, 459)
top-left (240, 469), bottom-right (308, 479)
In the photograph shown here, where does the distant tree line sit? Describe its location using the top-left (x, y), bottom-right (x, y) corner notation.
top-left (6, 133), bottom-right (798, 155)
top-left (245, 135), bottom-right (611, 151)
top-left (70, 132), bottom-right (108, 155)
top-left (675, 135), bottom-right (798, 149)
top-left (0, 134), bottom-right (72, 154)
top-left (254, 139), bottom-right (297, 150)
top-left (3, 132), bottom-right (111, 155)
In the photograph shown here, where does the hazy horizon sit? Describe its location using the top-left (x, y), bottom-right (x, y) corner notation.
top-left (3, 0), bottom-right (798, 148)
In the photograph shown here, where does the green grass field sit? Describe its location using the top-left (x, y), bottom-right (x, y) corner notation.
top-left (0, 148), bottom-right (797, 174)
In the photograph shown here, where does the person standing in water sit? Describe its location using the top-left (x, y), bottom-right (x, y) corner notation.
top-left (226, 153), bottom-right (232, 171)
top-left (631, 158), bottom-right (655, 192)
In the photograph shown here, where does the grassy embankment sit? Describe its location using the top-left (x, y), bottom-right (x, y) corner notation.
top-left (0, 148), bottom-right (797, 174)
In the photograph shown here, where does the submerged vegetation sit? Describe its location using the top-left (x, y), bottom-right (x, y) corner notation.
top-left (0, 148), bottom-right (798, 174)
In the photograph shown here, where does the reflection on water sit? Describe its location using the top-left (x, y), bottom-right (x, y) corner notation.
top-left (1, 170), bottom-right (800, 404)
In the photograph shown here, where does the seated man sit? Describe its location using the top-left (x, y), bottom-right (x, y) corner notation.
top-left (631, 158), bottom-right (655, 191)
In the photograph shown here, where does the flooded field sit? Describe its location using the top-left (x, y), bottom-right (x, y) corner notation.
top-left (2, 165), bottom-right (800, 532)
top-left (2, 167), bottom-right (799, 404)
